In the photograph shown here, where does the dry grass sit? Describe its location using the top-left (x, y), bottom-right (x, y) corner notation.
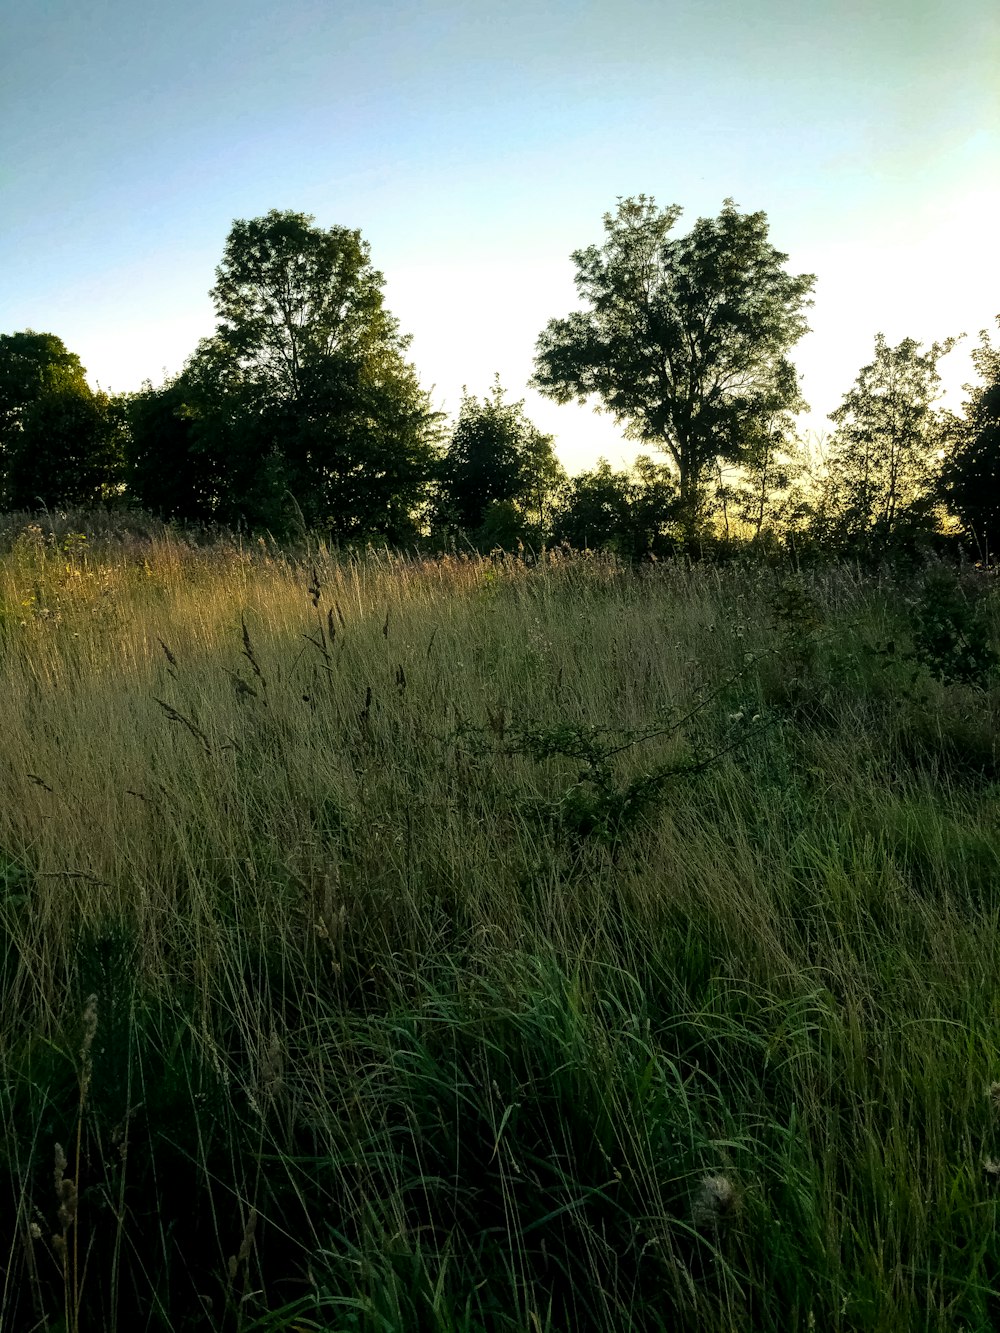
top-left (1, 520), bottom-right (1000, 1331)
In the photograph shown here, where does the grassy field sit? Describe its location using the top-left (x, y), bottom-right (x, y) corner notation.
top-left (2, 520), bottom-right (1000, 1331)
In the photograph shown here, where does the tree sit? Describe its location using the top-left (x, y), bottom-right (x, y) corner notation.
top-left (553, 456), bottom-right (679, 558)
top-left (0, 331), bottom-right (88, 436)
top-left (939, 317), bottom-right (1000, 556)
top-left (824, 333), bottom-right (956, 546)
top-left (553, 461), bottom-right (634, 552)
top-left (125, 377), bottom-right (220, 521)
top-left (715, 415), bottom-right (809, 543)
top-left (0, 332), bottom-right (123, 507)
top-left (164, 210), bottom-right (442, 534)
top-left (437, 377), bottom-right (564, 541)
top-left (532, 197), bottom-right (815, 535)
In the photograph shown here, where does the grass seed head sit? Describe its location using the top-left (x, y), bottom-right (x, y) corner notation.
top-left (53, 1143), bottom-right (67, 1193)
top-left (53, 1144), bottom-right (78, 1231)
top-left (692, 1174), bottom-right (738, 1230)
top-left (79, 992), bottom-right (99, 1100)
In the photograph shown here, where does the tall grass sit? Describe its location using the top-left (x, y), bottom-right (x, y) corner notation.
top-left (1, 519), bottom-right (999, 1330)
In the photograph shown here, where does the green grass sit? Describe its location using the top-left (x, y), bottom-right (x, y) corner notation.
top-left (1, 520), bottom-right (1000, 1330)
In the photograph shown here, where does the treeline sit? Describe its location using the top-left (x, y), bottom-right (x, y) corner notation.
top-left (2, 202), bottom-right (998, 557)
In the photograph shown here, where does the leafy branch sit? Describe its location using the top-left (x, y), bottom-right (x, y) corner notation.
top-left (455, 652), bottom-right (773, 849)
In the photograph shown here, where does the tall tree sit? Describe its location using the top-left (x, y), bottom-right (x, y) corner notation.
top-left (532, 197), bottom-right (814, 535)
top-left (210, 211), bottom-right (403, 399)
top-left (824, 333), bottom-right (956, 544)
top-left (939, 317), bottom-right (1000, 556)
top-left (167, 210), bottom-right (442, 534)
top-left (437, 377), bottom-right (564, 539)
top-left (0, 332), bottom-right (123, 507)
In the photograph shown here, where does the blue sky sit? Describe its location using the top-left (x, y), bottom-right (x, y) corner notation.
top-left (3, 0), bottom-right (998, 470)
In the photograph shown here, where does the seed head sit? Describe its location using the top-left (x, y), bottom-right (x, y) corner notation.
top-left (692, 1174), bottom-right (738, 1230)
top-left (53, 1143), bottom-right (67, 1192)
top-left (79, 993), bottom-right (99, 1100)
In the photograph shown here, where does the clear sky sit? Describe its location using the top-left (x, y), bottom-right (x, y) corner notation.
top-left (3, 0), bottom-right (998, 472)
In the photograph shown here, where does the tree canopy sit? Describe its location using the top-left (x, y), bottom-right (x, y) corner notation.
top-left (552, 456), bottom-right (679, 558)
top-left (6, 200), bottom-right (994, 565)
top-left (437, 376), bottom-right (564, 541)
top-left (124, 376), bottom-right (217, 521)
top-left (169, 210), bottom-right (443, 535)
top-left (0, 331), bottom-right (89, 433)
top-left (939, 317), bottom-right (1000, 555)
top-left (532, 196), bottom-right (815, 534)
top-left (209, 211), bottom-right (403, 399)
top-left (0, 332), bottom-right (123, 508)
top-left (822, 333), bottom-right (956, 547)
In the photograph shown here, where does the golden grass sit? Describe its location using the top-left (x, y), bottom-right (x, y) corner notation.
top-left (2, 525), bottom-right (1000, 1330)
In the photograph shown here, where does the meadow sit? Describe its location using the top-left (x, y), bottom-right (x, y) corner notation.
top-left (2, 516), bottom-right (1000, 1332)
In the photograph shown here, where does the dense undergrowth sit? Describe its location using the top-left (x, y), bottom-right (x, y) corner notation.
top-left (2, 516), bottom-right (1000, 1331)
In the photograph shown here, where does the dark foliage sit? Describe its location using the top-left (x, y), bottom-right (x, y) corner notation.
top-left (818, 333), bottom-right (956, 553)
top-left (533, 197), bottom-right (814, 535)
top-left (126, 211), bottom-right (444, 536)
top-left (436, 376), bottom-right (564, 545)
top-left (939, 318), bottom-right (1000, 557)
top-left (552, 456), bottom-right (680, 558)
top-left (0, 332), bottom-right (123, 507)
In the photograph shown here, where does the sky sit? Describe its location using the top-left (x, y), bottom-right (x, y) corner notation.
top-left (3, 0), bottom-right (998, 473)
